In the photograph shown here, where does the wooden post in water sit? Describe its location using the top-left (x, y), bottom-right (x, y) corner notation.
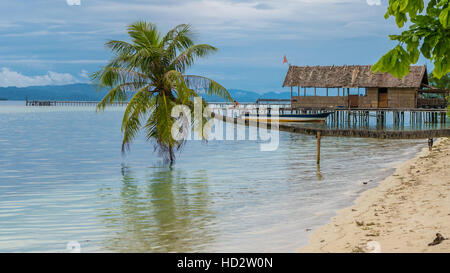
top-left (316, 131), bottom-right (321, 165)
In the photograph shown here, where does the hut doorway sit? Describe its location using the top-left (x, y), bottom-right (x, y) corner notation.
top-left (378, 88), bottom-right (388, 108)
top-left (348, 95), bottom-right (359, 108)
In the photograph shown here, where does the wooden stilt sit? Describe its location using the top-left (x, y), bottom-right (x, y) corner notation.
top-left (316, 131), bottom-right (321, 165)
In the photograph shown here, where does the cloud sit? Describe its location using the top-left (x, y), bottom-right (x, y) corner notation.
top-left (253, 3), bottom-right (274, 10)
top-left (0, 67), bottom-right (78, 87)
top-left (0, 59), bottom-right (106, 64)
top-left (366, 0), bottom-right (381, 6)
top-left (89, 0), bottom-right (391, 40)
top-left (1, 1), bottom-right (393, 44)
top-left (0, 0), bottom-right (396, 92)
top-left (66, 0), bottom-right (81, 6)
top-left (0, 22), bottom-right (19, 29)
top-left (79, 69), bottom-right (89, 78)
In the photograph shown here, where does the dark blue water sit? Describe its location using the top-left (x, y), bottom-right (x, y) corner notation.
top-left (0, 102), bottom-right (427, 252)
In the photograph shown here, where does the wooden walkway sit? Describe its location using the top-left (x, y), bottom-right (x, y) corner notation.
top-left (25, 100), bottom-right (126, 106)
top-left (278, 123), bottom-right (450, 139)
top-left (212, 112), bottom-right (450, 164)
top-left (211, 105), bottom-right (448, 129)
top-left (212, 113), bottom-right (450, 139)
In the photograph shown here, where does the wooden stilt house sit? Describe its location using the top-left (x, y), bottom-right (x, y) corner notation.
top-left (283, 65), bottom-right (448, 109)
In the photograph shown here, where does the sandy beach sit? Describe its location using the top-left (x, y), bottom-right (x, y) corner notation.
top-left (299, 137), bottom-right (450, 253)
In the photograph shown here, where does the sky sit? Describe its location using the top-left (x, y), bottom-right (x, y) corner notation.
top-left (0, 0), bottom-right (431, 93)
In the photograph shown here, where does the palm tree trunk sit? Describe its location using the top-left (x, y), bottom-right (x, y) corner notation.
top-left (169, 148), bottom-right (175, 165)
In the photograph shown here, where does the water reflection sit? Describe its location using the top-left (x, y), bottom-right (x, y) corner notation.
top-left (282, 133), bottom-right (323, 182)
top-left (315, 165), bottom-right (323, 181)
top-left (99, 166), bottom-right (216, 252)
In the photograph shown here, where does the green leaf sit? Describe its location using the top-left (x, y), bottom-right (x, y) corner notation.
top-left (373, 45), bottom-right (413, 78)
top-left (410, 47), bottom-right (420, 63)
top-left (399, 0), bottom-right (409, 12)
top-left (437, 0), bottom-right (449, 8)
top-left (439, 7), bottom-right (450, 28)
top-left (392, 1), bottom-right (400, 12)
top-left (433, 60), bottom-right (444, 78)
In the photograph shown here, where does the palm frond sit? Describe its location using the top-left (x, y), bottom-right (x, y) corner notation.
top-left (96, 81), bottom-right (149, 111)
top-left (121, 85), bottom-right (155, 152)
top-left (127, 21), bottom-right (161, 48)
top-left (144, 93), bottom-right (180, 163)
top-left (184, 75), bottom-right (232, 102)
top-left (172, 44), bottom-right (217, 72)
top-left (163, 24), bottom-right (194, 60)
top-left (93, 66), bottom-right (150, 88)
top-left (105, 40), bottom-right (136, 55)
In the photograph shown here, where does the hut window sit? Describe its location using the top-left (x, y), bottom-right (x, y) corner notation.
top-left (304, 88), bottom-right (333, 96)
top-left (303, 88), bottom-right (316, 96)
top-left (348, 88), bottom-right (359, 95)
top-left (324, 88), bottom-right (341, 96)
top-left (297, 88), bottom-right (352, 96)
top-left (360, 88), bottom-right (367, 96)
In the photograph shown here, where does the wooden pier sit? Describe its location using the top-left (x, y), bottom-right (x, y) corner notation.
top-left (211, 111), bottom-right (450, 139)
top-left (296, 108), bottom-right (448, 128)
top-left (25, 100), bottom-right (127, 106)
top-left (211, 107), bottom-right (450, 165)
top-left (211, 105), bottom-right (449, 128)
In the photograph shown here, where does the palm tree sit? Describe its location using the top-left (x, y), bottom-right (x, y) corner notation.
top-left (92, 21), bottom-right (232, 164)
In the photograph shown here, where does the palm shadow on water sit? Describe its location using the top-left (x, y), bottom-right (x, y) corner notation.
top-left (99, 165), bottom-right (217, 252)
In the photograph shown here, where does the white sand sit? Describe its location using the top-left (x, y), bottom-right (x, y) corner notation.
top-left (299, 137), bottom-right (450, 253)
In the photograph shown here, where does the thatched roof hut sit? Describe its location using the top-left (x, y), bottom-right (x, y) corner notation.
top-left (282, 65), bottom-right (428, 88)
top-left (282, 65), bottom-right (449, 109)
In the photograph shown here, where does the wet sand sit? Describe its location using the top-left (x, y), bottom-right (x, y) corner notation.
top-left (299, 137), bottom-right (450, 253)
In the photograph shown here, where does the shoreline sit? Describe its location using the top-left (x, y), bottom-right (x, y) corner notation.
top-left (299, 137), bottom-right (450, 253)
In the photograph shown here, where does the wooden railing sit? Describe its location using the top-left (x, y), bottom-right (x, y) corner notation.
top-left (417, 98), bottom-right (447, 109)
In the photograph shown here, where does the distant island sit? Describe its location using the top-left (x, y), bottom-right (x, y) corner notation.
top-left (0, 84), bottom-right (290, 103)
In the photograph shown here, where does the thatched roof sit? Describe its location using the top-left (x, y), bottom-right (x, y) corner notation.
top-left (282, 65), bottom-right (427, 88)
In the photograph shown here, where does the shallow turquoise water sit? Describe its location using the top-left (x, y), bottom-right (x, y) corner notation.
top-left (0, 102), bottom-right (428, 252)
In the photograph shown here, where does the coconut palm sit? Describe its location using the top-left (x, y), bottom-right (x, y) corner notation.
top-left (92, 21), bottom-right (232, 164)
